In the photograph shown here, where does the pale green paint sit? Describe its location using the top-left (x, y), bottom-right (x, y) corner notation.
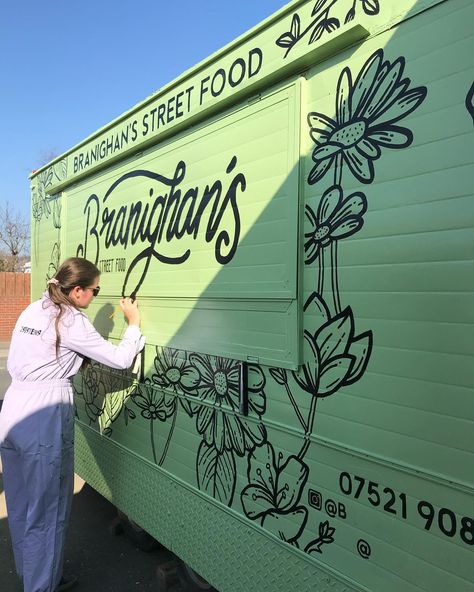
top-left (30, 1), bottom-right (474, 591)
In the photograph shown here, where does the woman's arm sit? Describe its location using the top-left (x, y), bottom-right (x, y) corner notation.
top-left (61, 305), bottom-right (145, 370)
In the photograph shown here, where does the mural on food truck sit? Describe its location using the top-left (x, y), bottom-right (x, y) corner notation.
top-left (277, 0), bottom-right (381, 58)
top-left (69, 47), bottom-right (429, 556)
top-left (29, 3), bottom-right (474, 588)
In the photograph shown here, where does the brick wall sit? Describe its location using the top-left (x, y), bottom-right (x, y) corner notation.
top-left (0, 272), bottom-right (31, 340)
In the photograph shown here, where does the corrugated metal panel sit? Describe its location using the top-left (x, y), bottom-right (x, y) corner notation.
top-left (64, 83), bottom-right (302, 368)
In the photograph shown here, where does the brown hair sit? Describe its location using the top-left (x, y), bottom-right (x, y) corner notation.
top-left (45, 257), bottom-right (100, 356)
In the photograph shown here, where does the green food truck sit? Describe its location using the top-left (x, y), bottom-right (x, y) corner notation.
top-left (30, 0), bottom-right (473, 590)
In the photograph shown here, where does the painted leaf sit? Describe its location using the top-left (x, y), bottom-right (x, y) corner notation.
top-left (290, 14), bottom-right (301, 39)
top-left (318, 354), bottom-right (355, 396)
top-left (362, 0), bottom-right (380, 16)
top-left (263, 506), bottom-right (308, 543)
top-left (312, 0), bottom-right (330, 16)
top-left (346, 331), bottom-right (373, 385)
top-left (269, 367), bottom-right (288, 385)
top-left (466, 82), bottom-right (474, 124)
top-left (197, 441), bottom-right (236, 506)
top-left (316, 308), bottom-right (354, 364)
top-left (276, 33), bottom-right (295, 49)
top-left (345, 6), bottom-right (355, 23)
top-left (323, 17), bottom-right (340, 33)
top-left (309, 22), bottom-right (325, 44)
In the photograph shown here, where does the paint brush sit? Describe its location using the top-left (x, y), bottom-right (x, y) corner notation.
top-left (108, 293), bottom-right (137, 319)
top-left (108, 306), bottom-right (121, 319)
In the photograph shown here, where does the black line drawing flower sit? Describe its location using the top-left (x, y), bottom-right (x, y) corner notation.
top-left (133, 379), bottom-right (175, 421)
top-left (304, 184), bottom-right (367, 264)
top-left (304, 521), bottom-right (336, 554)
top-left (241, 442), bottom-right (309, 544)
top-left (293, 293), bottom-right (372, 397)
top-left (190, 354), bottom-right (267, 506)
top-left (308, 49), bottom-right (427, 185)
top-left (32, 169), bottom-right (53, 223)
top-left (189, 354), bottom-right (266, 455)
top-left (152, 346), bottom-right (201, 416)
top-left (31, 161), bottom-right (67, 223)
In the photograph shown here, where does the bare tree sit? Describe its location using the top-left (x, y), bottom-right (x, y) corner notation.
top-left (0, 202), bottom-right (30, 272)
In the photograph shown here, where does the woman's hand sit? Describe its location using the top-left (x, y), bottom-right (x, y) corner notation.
top-left (120, 297), bottom-right (140, 326)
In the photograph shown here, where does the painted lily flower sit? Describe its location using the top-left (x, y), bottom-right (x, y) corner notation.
top-left (308, 49), bottom-right (427, 185)
top-left (304, 184), bottom-right (367, 264)
top-left (189, 353), bottom-right (266, 456)
top-left (293, 293), bottom-right (373, 397)
top-left (241, 443), bottom-right (308, 544)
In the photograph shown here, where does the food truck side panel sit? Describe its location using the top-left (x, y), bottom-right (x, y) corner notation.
top-left (30, 1), bottom-right (474, 591)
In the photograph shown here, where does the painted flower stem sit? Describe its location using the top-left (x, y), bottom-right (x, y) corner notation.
top-left (285, 383), bottom-right (308, 430)
top-left (331, 241), bottom-right (342, 314)
top-left (297, 395), bottom-right (318, 460)
top-left (150, 420), bottom-right (157, 465)
top-left (331, 157), bottom-right (343, 315)
top-left (318, 247), bottom-right (325, 295)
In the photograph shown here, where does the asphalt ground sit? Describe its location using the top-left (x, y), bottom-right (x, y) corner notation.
top-left (0, 342), bottom-right (189, 592)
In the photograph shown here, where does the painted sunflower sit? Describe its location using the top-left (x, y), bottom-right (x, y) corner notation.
top-left (189, 353), bottom-right (266, 456)
top-left (308, 48), bottom-right (427, 185)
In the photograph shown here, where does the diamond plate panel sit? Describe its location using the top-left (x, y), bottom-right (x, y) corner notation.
top-left (75, 423), bottom-right (360, 592)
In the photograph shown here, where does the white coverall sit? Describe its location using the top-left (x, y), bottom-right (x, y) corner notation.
top-left (0, 293), bottom-right (144, 592)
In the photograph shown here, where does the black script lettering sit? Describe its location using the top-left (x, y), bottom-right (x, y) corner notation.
top-left (77, 157), bottom-right (245, 298)
top-left (207, 156), bottom-right (244, 264)
top-left (76, 194), bottom-right (100, 264)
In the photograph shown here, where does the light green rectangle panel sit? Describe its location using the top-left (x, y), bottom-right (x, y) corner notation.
top-left (63, 83), bottom-right (301, 368)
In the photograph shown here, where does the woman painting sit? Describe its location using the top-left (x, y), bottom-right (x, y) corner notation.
top-left (0, 257), bottom-right (145, 592)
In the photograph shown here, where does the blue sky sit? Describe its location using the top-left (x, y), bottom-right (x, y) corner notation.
top-left (0, 0), bottom-right (288, 222)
